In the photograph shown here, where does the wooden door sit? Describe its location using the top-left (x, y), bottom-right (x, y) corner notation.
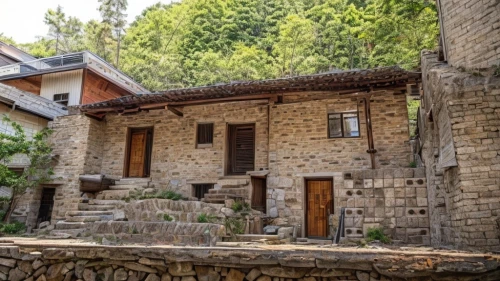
top-left (251, 177), bottom-right (267, 213)
top-left (37, 188), bottom-right (55, 226)
top-left (128, 130), bottom-right (147, 177)
top-left (227, 124), bottom-right (255, 175)
top-left (306, 179), bottom-right (333, 238)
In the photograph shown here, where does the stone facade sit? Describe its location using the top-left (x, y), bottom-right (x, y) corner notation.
top-left (439, 0), bottom-right (500, 69)
top-left (36, 90), bottom-right (426, 242)
top-left (418, 0), bottom-right (500, 250)
top-left (420, 52), bottom-right (500, 250)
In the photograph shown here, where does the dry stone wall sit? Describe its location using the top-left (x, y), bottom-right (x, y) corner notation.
top-left (0, 244), bottom-right (498, 281)
top-left (420, 51), bottom-right (500, 250)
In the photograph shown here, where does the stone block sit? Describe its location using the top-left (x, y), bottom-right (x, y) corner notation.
top-left (374, 179), bottom-right (383, 188)
top-left (363, 179), bottom-right (373, 188)
top-left (383, 179), bottom-right (394, 188)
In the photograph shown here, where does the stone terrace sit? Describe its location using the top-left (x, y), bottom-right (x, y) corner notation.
top-left (0, 239), bottom-right (499, 281)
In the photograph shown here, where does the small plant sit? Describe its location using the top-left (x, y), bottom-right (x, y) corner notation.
top-left (366, 227), bottom-right (391, 244)
top-left (409, 161), bottom-right (417, 168)
top-left (231, 201), bottom-right (251, 213)
top-left (0, 222), bottom-right (26, 235)
top-left (163, 214), bottom-right (173, 222)
top-left (197, 213), bottom-right (217, 223)
top-left (0, 211), bottom-right (6, 222)
top-left (224, 218), bottom-right (245, 236)
top-left (139, 190), bottom-right (184, 201)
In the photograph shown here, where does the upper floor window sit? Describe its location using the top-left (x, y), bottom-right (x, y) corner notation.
top-left (328, 112), bottom-right (360, 138)
top-left (53, 93), bottom-right (69, 106)
top-left (196, 123), bottom-right (214, 148)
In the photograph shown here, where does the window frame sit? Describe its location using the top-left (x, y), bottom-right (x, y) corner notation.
top-left (196, 122), bottom-right (214, 148)
top-left (53, 93), bottom-right (69, 106)
top-left (192, 184), bottom-right (214, 200)
top-left (327, 111), bottom-right (361, 139)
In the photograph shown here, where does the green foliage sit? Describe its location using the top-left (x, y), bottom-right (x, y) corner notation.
top-left (0, 222), bottom-right (26, 235)
top-left (197, 213), bottom-right (217, 223)
top-left (163, 214), bottom-right (174, 222)
top-left (139, 190), bottom-right (184, 201)
top-left (16, 0), bottom-right (438, 86)
top-left (409, 161), bottom-right (417, 168)
top-left (0, 211), bottom-right (5, 222)
top-left (224, 217), bottom-right (245, 236)
top-left (366, 227), bottom-right (391, 244)
top-left (0, 116), bottom-right (54, 222)
top-left (231, 201), bottom-right (251, 213)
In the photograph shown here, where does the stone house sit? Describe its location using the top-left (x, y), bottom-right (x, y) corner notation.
top-left (418, 0), bottom-right (500, 250)
top-left (24, 66), bottom-right (433, 243)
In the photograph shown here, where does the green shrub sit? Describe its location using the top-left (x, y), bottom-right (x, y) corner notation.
top-left (0, 211), bottom-right (5, 221)
top-left (1, 222), bottom-right (26, 235)
top-left (224, 218), bottom-right (245, 235)
top-left (366, 227), bottom-right (391, 244)
top-left (163, 214), bottom-right (173, 222)
top-left (197, 213), bottom-right (217, 223)
top-left (139, 190), bottom-right (184, 201)
top-left (231, 201), bottom-right (251, 213)
top-left (409, 161), bottom-right (417, 168)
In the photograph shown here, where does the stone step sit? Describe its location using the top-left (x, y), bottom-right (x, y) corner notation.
top-left (96, 190), bottom-right (130, 200)
top-left (217, 178), bottom-right (249, 188)
top-left (109, 185), bottom-right (144, 190)
top-left (78, 203), bottom-right (115, 211)
top-left (66, 216), bottom-right (102, 222)
top-left (88, 199), bottom-right (125, 205)
top-left (201, 198), bottom-right (226, 204)
top-left (50, 229), bottom-right (88, 239)
top-left (203, 193), bottom-right (244, 200)
top-left (55, 222), bottom-right (89, 230)
top-left (66, 211), bottom-right (113, 221)
top-left (115, 178), bottom-right (150, 186)
top-left (209, 188), bottom-right (248, 194)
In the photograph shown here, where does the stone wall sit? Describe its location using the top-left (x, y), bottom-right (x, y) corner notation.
top-left (439, 0), bottom-right (500, 69)
top-left (420, 51), bottom-right (500, 250)
top-left (101, 100), bottom-right (269, 194)
top-left (0, 243), bottom-right (498, 281)
top-left (15, 115), bottom-right (105, 228)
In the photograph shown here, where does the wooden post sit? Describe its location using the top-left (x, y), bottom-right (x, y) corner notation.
top-left (364, 96), bottom-right (377, 169)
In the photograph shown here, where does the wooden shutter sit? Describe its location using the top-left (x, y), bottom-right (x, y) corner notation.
top-left (193, 184), bottom-right (213, 200)
top-left (251, 177), bottom-right (267, 213)
top-left (228, 124), bottom-right (255, 175)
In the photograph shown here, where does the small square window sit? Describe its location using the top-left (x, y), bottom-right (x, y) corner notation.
top-left (328, 112), bottom-right (360, 138)
top-left (53, 93), bottom-right (69, 106)
top-left (193, 184), bottom-right (214, 200)
top-left (196, 123), bottom-right (214, 148)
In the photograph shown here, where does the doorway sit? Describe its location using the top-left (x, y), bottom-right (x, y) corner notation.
top-left (37, 187), bottom-right (55, 225)
top-left (125, 127), bottom-right (153, 178)
top-left (226, 124), bottom-right (255, 175)
top-left (251, 177), bottom-right (267, 213)
top-left (306, 179), bottom-right (333, 238)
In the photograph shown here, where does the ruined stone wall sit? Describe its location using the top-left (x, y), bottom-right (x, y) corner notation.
top-left (439, 0), bottom-right (500, 69)
top-left (420, 51), bottom-right (500, 250)
top-left (101, 100), bottom-right (269, 195)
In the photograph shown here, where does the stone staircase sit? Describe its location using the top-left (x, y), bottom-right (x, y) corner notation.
top-left (201, 177), bottom-right (250, 204)
top-left (49, 178), bottom-right (152, 238)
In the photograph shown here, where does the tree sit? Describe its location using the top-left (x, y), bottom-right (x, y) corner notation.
top-left (98, 0), bottom-right (128, 68)
top-left (0, 33), bottom-right (16, 45)
top-left (20, 37), bottom-right (57, 58)
top-left (84, 20), bottom-right (115, 62)
top-left (44, 5), bottom-right (66, 54)
top-left (0, 117), bottom-right (54, 223)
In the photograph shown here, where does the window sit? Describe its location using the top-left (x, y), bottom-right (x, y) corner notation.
top-left (328, 112), bottom-right (360, 138)
top-left (196, 123), bottom-right (214, 148)
top-left (227, 124), bottom-right (255, 175)
top-left (53, 93), bottom-right (69, 106)
top-left (193, 184), bottom-right (214, 200)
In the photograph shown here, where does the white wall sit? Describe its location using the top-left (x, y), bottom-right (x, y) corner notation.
top-left (40, 69), bottom-right (83, 106)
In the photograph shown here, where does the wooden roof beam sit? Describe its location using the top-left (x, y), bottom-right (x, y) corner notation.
top-left (166, 105), bottom-right (183, 117)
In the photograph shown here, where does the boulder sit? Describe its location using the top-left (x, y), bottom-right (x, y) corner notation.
top-left (114, 268), bottom-right (128, 281)
top-left (255, 276), bottom-right (271, 281)
top-left (226, 269), bottom-right (245, 281)
top-left (195, 266), bottom-right (220, 281)
top-left (8, 268), bottom-right (26, 281)
top-left (161, 273), bottom-right (172, 281)
top-left (168, 263), bottom-right (195, 277)
top-left (356, 271), bottom-right (370, 281)
top-left (0, 258), bottom-right (16, 268)
top-left (83, 268), bottom-right (96, 281)
top-left (246, 269), bottom-right (261, 281)
top-left (46, 263), bottom-right (65, 279)
top-left (124, 262), bottom-right (157, 274)
top-left (145, 274), bottom-right (161, 281)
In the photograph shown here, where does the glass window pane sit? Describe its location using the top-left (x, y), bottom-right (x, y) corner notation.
top-left (343, 113), bottom-right (359, 137)
top-left (329, 114), bottom-right (342, 138)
